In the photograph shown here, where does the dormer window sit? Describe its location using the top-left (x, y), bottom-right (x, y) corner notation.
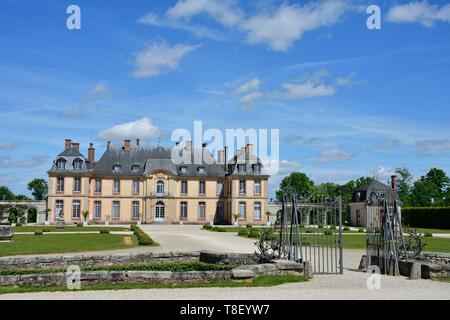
top-left (56, 159), bottom-right (66, 170)
top-left (131, 165), bottom-right (140, 173)
top-left (73, 159), bottom-right (83, 171)
top-left (253, 164), bottom-right (261, 173)
top-left (228, 164), bottom-right (235, 173)
top-left (112, 165), bottom-right (121, 173)
top-left (197, 166), bottom-right (205, 173)
top-left (180, 166), bottom-right (187, 173)
top-left (237, 164), bottom-right (246, 173)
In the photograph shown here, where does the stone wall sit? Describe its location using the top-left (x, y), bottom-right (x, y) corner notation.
top-left (199, 251), bottom-right (257, 265)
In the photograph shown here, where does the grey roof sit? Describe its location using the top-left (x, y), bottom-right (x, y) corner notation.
top-left (227, 148), bottom-right (265, 177)
top-left (48, 147), bottom-right (90, 174)
top-left (351, 179), bottom-right (397, 203)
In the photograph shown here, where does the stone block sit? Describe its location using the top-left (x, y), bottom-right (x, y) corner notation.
top-left (409, 262), bottom-right (422, 280)
top-left (303, 261), bottom-right (313, 278)
top-left (231, 268), bottom-right (255, 279)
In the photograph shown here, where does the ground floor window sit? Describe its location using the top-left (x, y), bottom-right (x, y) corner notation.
top-left (198, 202), bottom-right (206, 220)
top-left (254, 202), bottom-right (261, 220)
top-left (55, 200), bottom-right (63, 219)
top-left (239, 202), bottom-right (246, 219)
top-left (112, 201), bottom-right (120, 219)
top-left (216, 201), bottom-right (224, 219)
top-left (72, 200), bottom-right (81, 219)
top-left (94, 201), bottom-right (101, 219)
top-left (180, 202), bottom-right (188, 220)
top-left (132, 201), bottom-right (140, 219)
top-left (155, 201), bottom-right (165, 221)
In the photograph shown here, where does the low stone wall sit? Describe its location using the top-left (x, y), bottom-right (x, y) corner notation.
top-left (0, 252), bottom-right (200, 271)
top-left (199, 251), bottom-right (257, 265)
top-left (399, 252), bottom-right (450, 279)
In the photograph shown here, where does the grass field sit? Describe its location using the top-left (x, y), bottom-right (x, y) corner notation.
top-left (405, 228), bottom-right (450, 234)
top-left (0, 234), bottom-right (138, 257)
top-left (14, 226), bottom-right (130, 233)
top-left (0, 275), bottom-right (308, 295)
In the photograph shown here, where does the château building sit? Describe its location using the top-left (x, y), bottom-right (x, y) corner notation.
top-left (47, 139), bottom-right (269, 225)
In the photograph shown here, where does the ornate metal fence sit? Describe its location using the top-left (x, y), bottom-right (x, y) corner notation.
top-left (277, 194), bottom-right (343, 275)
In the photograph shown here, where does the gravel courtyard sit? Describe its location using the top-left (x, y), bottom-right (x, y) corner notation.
top-left (1, 225), bottom-right (449, 300)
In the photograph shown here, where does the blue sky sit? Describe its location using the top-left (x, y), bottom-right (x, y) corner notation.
top-left (0, 0), bottom-right (449, 197)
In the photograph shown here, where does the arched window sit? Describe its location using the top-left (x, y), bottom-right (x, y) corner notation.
top-left (56, 159), bottom-right (66, 170)
top-left (155, 201), bottom-right (165, 221)
top-left (156, 180), bottom-right (164, 195)
top-left (73, 159), bottom-right (83, 171)
top-left (112, 165), bottom-right (121, 172)
top-left (131, 164), bottom-right (140, 173)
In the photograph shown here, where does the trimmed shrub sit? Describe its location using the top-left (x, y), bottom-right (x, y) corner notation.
top-left (329, 225), bottom-right (336, 230)
top-left (246, 224), bottom-right (253, 229)
top-left (423, 233), bottom-right (433, 238)
top-left (238, 229), bottom-right (249, 236)
top-left (343, 226), bottom-right (350, 231)
top-left (324, 230), bottom-right (333, 236)
top-left (42, 228), bottom-right (52, 233)
top-left (34, 230), bottom-right (43, 236)
top-left (213, 226), bottom-right (226, 232)
top-left (402, 207), bottom-right (450, 229)
top-left (203, 223), bottom-right (213, 230)
top-left (132, 225), bottom-right (155, 246)
top-left (318, 225), bottom-right (323, 229)
top-left (358, 228), bottom-right (365, 233)
top-left (99, 229), bottom-right (110, 234)
top-left (248, 229), bottom-right (260, 238)
top-left (76, 223), bottom-right (83, 228)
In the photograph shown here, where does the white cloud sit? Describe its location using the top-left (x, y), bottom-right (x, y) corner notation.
top-left (99, 118), bottom-right (160, 141)
top-left (0, 155), bottom-right (48, 168)
top-left (232, 77), bottom-right (260, 95)
top-left (133, 42), bottom-right (201, 78)
top-left (415, 139), bottom-right (450, 152)
top-left (240, 1), bottom-right (351, 51)
top-left (316, 148), bottom-right (353, 163)
top-left (60, 83), bottom-right (110, 118)
top-left (239, 91), bottom-right (263, 109)
top-left (280, 82), bottom-right (336, 99)
top-left (387, 1), bottom-right (450, 27)
top-left (374, 140), bottom-right (397, 150)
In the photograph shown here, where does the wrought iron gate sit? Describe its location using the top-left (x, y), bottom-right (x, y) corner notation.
top-left (277, 194), bottom-right (343, 275)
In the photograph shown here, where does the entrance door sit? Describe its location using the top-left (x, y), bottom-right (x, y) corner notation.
top-left (155, 201), bottom-right (165, 222)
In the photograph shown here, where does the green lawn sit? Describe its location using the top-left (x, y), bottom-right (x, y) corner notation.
top-left (14, 226), bottom-right (130, 233)
top-left (405, 228), bottom-right (450, 234)
top-left (0, 234), bottom-right (138, 257)
top-left (0, 275), bottom-right (308, 295)
top-left (432, 276), bottom-right (450, 283)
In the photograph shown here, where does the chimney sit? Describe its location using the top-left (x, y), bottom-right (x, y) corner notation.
top-left (123, 139), bottom-right (131, 152)
top-left (136, 139), bottom-right (140, 147)
top-left (185, 141), bottom-right (192, 152)
top-left (107, 141), bottom-right (111, 149)
top-left (224, 146), bottom-right (228, 170)
top-left (72, 142), bottom-right (80, 151)
top-left (65, 139), bottom-right (72, 150)
top-left (88, 143), bottom-right (95, 162)
top-left (218, 150), bottom-right (224, 165)
top-left (391, 175), bottom-right (398, 190)
top-left (246, 144), bottom-right (254, 159)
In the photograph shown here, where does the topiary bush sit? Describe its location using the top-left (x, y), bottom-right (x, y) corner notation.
top-left (132, 225), bottom-right (155, 246)
top-left (100, 229), bottom-right (110, 234)
top-left (248, 229), bottom-right (260, 238)
top-left (238, 229), bottom-right (249, 236)
top-left (42, 228), bottom-right (52, 233)
top-left (358, 228), bottom-right (365, 233)
top-left (76, 223), bottom-right (83, 228)
top-left (203, 223), bottom-right (213, 230)
top-left (343, 226), bottom-right (350, 231)
top-left (423, 233), bottom-right (433, 238)
top-left (246, 224), bottom-right (253, 229)
top-left (213, 226), bottom-right (226, 232)
top-left (34, 230), bottom-right (43, 236)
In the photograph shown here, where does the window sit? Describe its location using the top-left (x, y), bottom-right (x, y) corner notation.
top-left (216, 202), bottom-right (224, 219)
top-left (55, 200), bottom-right (64, 219)
top-left (239, 180), bottom-right (246, 194)
top-left (239, 202), bottom-right (246, 219)
top-left (57, 177), bottom-right (64, 193)
top-left (73, 159), bottom-right (83, 171)
top-left (112, 201), bottom-right (120, 219)
top-left (254, 202), bottom-right (261, 220)
top-left (113, 179), bottom-right (120, 194)
top-left (73, 177), bottom-right (81, 193)
top-left (156, 180), bottom-right (164, 195)
top-left (132, 201), bottom-right (140, 219)
top-left (254, 179), bottom-right (261, 195)
top-left (94, 201), bottom-right (101, 219)
top-left (180, 166), bottom-right (187, 173)
top-left (133, 179), bottom-right (140, 194)
top-left (181, 181), bottom-right (188, 194)
top-left (56, 159), bottom-right (66, 170)
top-left (198, 202), bottom-right (206, 220)
top-left (155, 201), bottom-right (165, 220)
top-left (197, 166), bottom-right (205, 173)
top-left (180, 202), bottom-right (188, 220)
top-left (216, 181), bottom-right (224, 196)
top-left (199, 181), bottom-right (206, 195)
top-left (95, 179), bottom-right (102, 193)
top-left (112, 165), bottom-right (121, 172)
top-left (131, 165), bottom-right (140, 173)
top-left (72, 200), bottom-right (81, 219)
top-left (238, 164), bottom-right (246, 173)
top-left (253, 164), bottom-right (261, 173)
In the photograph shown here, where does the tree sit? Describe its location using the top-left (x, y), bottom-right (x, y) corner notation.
top-left (276, 172), bottom-right (314, 202)
top-left (0, 186), bottom-right (15, 200)
top-left (410, 168), bottom-right (450, 207)
top-left (423, 168), bottom-right (449, 196)
top-left (395, 167), bottom-right (413, 206)
top-left (27, 178), bottom-right (48, 201)
top-left (314, 182), bottom-right (340, 199)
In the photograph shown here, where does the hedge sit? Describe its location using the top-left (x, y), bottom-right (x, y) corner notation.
top-left (131, 225), bottom-right (155, 245)
top-left (402, 207), bottom-right (450, 229)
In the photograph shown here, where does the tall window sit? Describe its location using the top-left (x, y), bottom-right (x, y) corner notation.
top-left (254, 202), bottom-right (261, 220)
top-left (57, 177), bottom-right (64, 193)
top-left (155, 201), bottom-right (165, 220)
top-left (216, 202), bottom-right (224, 219)
top-left (181, 181), bottom-right (188, 194)
top-left (95, 179), bottom-right (102, 193)
top-left (94, 201), bottom-right (101, 219)
top-left (216, 181), bottom-right (224, 196)
top-left (56, 159), bottom-right (66, 170)
top-left (112, 201), bottom-right (120, 219)
top-left (73, 159), bottom-right (82, 171)
top-left (133, 179), bottom-right (140, 194)
top-left (254, 179), bottom-right (261, 195)
top-left (239, 202), bottom-right (246, 219)
top-left (180, 202), bottom-right (188, 220)
top-left (238, 164), bottom-right (246, 173)
top-left (132, 201), bottom-right (140, 219)
top-left (55, 200), bottom-right (64, 219)
top-left (72, 200), bottom-right (81, 219)
top-left (199, 181), bottom-right (206, 195)
top-left (113, 179), bottom-right (120, 194)
top-left (73, 177), bottom-right (81, 193)
top-left (198, 202), bottom-right (206, 220)
top-left (239, 180), bottom-right (246, 194)
top-left (156, 180), bottom-right (164, 195)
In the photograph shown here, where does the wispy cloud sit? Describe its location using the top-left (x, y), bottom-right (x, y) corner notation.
top-left (0, 144), bottom-right (19, 151)
top-left (415, 139), bottom-right (450, 153)
top-left (0, 155), bottom-right (48, 168)
top-left (387, 1), bottom-right (450, 27)
top-left (374, 140), bottom-right (398, 150)
top-left (59, 83), bottom-right (110, 118)
top-left (316, 148), bottom-right (354, 164)
top-left (133, 41), bottom-right (201, 78)
top-left (99, 117), bottom-right (160, 142)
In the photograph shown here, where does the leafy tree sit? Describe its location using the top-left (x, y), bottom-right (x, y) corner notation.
top-left (276, 172), bottom-right (314, 202)
top-left (15, 194), bottom-right (31, 201)
top-left (27, 178), bottom-right (48, 201)
top-left (410, 180), bottom-right (441, 207)
top-left (395, 167), bottom-right (413, 206)
top-left (0, 186), bottom-right (15, 200)
top-left (314, 182), bottom-right (340, 199)
top-left (422, 168), bottom-right (449, 196)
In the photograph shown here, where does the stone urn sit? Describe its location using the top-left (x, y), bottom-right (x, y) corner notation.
top-left (0, 211), bottom-right (13, 241)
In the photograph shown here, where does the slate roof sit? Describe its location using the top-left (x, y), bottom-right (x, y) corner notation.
top-left (48, 147), bottom-right (90, 174)
top-left (351, 179), bottom-right (398, 203)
